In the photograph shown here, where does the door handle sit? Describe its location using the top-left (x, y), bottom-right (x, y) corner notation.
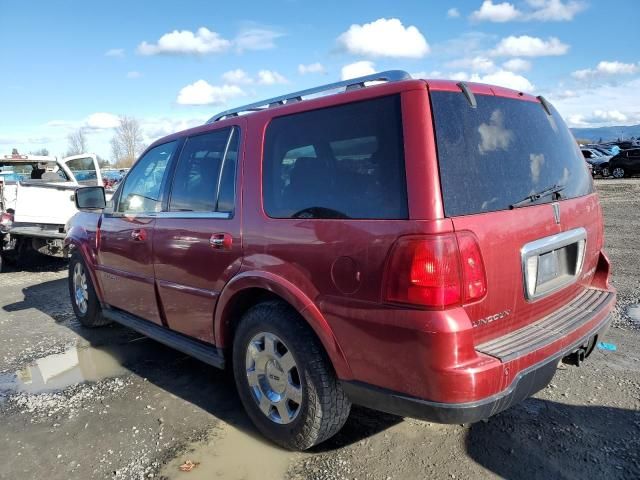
top-left (131, 229), bottom-right (147, 241)
top-left (210, 233), bottom-right (232, 250)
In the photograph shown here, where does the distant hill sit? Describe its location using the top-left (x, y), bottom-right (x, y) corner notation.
top-left (570, 124), bottom-right (640, 142)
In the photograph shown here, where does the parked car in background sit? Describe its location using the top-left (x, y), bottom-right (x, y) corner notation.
top-left (607, 148), bottom-right (640, 178)
top-left (581, 149), bottom-right (612, 177)
top-left (66, 72), bottom-right (615, 450)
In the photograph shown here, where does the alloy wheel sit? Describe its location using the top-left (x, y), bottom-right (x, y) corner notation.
top-left (73, 262), bottom-right (89, 314)
top-left (612, 167), bottom-right (625, 179)
top-left (245, 331), bottom-right (302, 424)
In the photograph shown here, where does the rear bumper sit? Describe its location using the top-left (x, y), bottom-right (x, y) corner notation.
top-left (342, 311), bottom-right (611, 424)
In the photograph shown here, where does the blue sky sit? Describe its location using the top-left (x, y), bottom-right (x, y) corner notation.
top-left (1, 0), bottom-right (639, 159)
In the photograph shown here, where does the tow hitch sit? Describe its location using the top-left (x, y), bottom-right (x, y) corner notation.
top-left (562, 336), bottom-right (597, 367)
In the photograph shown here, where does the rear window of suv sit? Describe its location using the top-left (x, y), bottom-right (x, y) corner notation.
top-left (263, 95), bottom-right (408, 219)
top-left (431, 91), bottom-right (594, 217)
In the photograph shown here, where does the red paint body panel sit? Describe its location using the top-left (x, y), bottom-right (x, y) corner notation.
top-left (68, 77), bottom-right (615, 412)
top-left (96, 215), bottom-right (162, 325)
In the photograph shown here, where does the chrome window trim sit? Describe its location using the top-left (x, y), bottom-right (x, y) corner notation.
top-left (148, 211), bottom-right (231, 219)
top-left (520, 227), bottom-right (587, 302)
top-left (215, 127), bottom-right (236, 212)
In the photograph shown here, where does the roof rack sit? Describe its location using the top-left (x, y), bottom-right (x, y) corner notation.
top-left (206, 70), bottom-right (412, 124)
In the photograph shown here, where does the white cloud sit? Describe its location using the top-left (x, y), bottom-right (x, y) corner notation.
top-left (141, 116), bottom-right (208, 140)
top-left (447, 8), bottom-right (460, 18)
top-left (85, 113), bottom-right (120, 130)
top-left (411, 70), bottom-right (443, 79)
top-left (492, 35), bottom-right (569, 57)
top-left (471, 0), bottom-right (585, 22)
top-left (450, 72), bottom-right (470, 81)
top-left (298, 62), bottom-right (326, 75)
top-left (126, 71), bottom-right (142, 79)
top-left (502, 58), bottom-right (532, 72)
top-left (337, 18), bottom-right (429, 58)
top-left (105, 48), bottom-right (124, 57)
top-left (257, 70), bottom-right (288, 85)
top-left (470, 70), bottom-right (535, 92)
top-left (549, 77), bottom-right (640, 127)
top-left (137, 27), bottom-right (231, 55)
top-left (176, 80), bottom-right (245, 105)
top-left (525, 0), bottom-right (586, 21)
top-left (569, 110), bottom-right (628, 126)
top-left (447, 56), bottom-right (496, 73)
top-left (234, 28), bottom-right (283, 52)
top-left (572, 61), bottom-right (639, 80)
top-left (222, 69), bottom-right (253, 85)
top-left (341, 61), bottom-right (376, 80)
top-left (471, 1), bottom-right (522, 22)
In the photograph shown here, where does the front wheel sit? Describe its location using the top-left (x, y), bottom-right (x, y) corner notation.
top-left (232, 301), bottom-right (351, 450)
top-left (600, 165), bottom-right (611, 177)
top-left (612, 167), bottom-right (625, 179)
top-left (68, 251), bottom-right (111, 327)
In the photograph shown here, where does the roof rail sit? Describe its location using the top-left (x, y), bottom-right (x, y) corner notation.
top-left (205, 70), bottom-right (412, 124)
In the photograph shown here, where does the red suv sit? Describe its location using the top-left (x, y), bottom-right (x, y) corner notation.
top-left (66, 71), bottom-right (615, 450)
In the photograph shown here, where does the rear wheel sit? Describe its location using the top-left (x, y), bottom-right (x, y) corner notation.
top-left (68, 251), bottom-right (110, 327)
top-left (232, 301), bottom-right (351, 450)
top-left (612, 167), bottom-right (625, 178)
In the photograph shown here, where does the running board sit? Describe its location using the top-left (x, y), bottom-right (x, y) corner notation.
top-left (103, 308), bottom-right (225, 369)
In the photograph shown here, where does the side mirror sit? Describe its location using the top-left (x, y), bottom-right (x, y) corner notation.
top-left (75, 186), bottom-right (106, 210)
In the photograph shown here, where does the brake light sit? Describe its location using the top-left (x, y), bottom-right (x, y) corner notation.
top-left (457, 232), bottom-right (487, 301)
top-left (384, 232), bottom-right (487, 308)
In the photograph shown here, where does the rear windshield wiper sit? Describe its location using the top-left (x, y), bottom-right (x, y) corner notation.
top-left (510, 184), bottom-right (565, 209)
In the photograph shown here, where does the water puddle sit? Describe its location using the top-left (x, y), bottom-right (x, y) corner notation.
top-left (159, 422), bottom-right (295, 480)
top-left (0, 340), bottom-right (149, 395)
top-left (626, 304), bottom-right (640, 323)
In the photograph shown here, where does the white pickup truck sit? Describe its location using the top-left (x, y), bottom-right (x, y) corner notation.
top-left (1, 153), bottom-right (102, 266)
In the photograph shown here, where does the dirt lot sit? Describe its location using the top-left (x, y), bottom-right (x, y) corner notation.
top-left (0, 179), bottom-right (639, 480)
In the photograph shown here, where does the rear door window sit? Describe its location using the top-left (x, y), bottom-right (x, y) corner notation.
top-left (431, 91), bottom-right (593, 217)
top-left (168, 127), bottom-right (239, 214)
top-left (263, 95), bottom-right (407, 219)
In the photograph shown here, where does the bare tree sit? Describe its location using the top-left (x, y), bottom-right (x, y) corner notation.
top-left (29, 148), bottom-right (50, 156)
top-left (110, 116), bottom-right (146, 167)
top-left (66, 128), bottom-right (88, 156)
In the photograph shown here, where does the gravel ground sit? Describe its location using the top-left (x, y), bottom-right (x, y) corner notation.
top-left (0, 178), bottom-right (638, 480)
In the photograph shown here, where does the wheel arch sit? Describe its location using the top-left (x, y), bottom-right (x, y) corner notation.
top-left (64, 228), bottom-right (105, 303)
top-left (214, 271), bottom-right (353, 379)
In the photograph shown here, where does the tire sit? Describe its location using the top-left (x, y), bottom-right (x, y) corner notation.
top-left (612, 167), bottom-right (625, 179)
top-left (600, 165), bottom-right (611, 177)
top-left (232, 301), bottom-right (351, 450)
top-left (68, 251), bottom-right (111, 327)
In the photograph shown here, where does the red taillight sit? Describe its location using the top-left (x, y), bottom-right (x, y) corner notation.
top-left (384, 232), bottom-right (487, 308)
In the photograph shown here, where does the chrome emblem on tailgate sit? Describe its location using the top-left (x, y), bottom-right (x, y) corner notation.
top-left (552, 202), bottom-right (561, 224)
top-left (472, 310), bottom-right (511, 328)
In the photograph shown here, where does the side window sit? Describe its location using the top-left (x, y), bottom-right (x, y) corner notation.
top-left (216, 128), bottom-right (240, 213)
top-left (263, 95), bottom-right (407, 219)
top-left (117, 141), bottom-right (177, 213)
top-left (169, 127), bottom-right (239, 213)
top-left (65, 156), bottom-right (98, 185)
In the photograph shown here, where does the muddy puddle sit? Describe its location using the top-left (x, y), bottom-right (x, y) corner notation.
top-left (0, 339), bottom-right (150, 395)
top-left (159, 422), bottom-right (297, 480)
